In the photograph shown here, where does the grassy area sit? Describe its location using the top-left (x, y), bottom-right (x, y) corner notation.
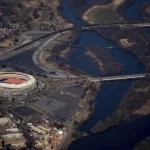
top-left (85, 7), bottom-right (124, 24)
top-left (46, 79), bottom-right (67, 88)
top-left (41, 7), bottom-right (50, 21)
top-left (134, 136), bottom-right (150, 150)
top-left (83, 0), bottom-right (125, 24)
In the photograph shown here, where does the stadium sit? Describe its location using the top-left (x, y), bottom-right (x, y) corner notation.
top-left (0, 72), bottom-right (37, 97)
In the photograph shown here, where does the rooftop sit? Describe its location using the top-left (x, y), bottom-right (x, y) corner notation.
top-left (0, 118), bottom-right (10, 124)
top-left (3, 133), bottom-right (23, 138)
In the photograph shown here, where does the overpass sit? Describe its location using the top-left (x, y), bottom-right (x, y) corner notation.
top-left (90, 74), bottom-right (147, 82)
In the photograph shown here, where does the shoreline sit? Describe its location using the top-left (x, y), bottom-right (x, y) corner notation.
top-left (78, 0), bottom-right (149, 72)
top-left (55, 0), bottom-right (150, 148)
top-left (85, 46), bottom-right (124, 75)
top-left (58, 81), bottom-right (101, 150)
top-left (42, 31), bottom-right (91, 77)
top-left (77, 0), bottom-right (138, 25)
top-left (82, 0), bottom-right (126, 24)
top-left (79, 0), bottom-right (150, 134)
top-left (140, 2), bottom-right (150, 22)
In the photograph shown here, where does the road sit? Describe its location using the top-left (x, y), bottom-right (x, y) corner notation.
top-left (31, 33), bottom-right (77, 78)
top-left (0, 41), bottom-right (41, 60)
top-left (56, 86), bottom-right (94, 150)
top-left (32, 34), bottom-right (60, 71)
top-left (0, 31), bottom-right (51, 60)
top-left (0, 22), bottom-right (150, 60)
top-left (90, 73), bottom-right (147, 82)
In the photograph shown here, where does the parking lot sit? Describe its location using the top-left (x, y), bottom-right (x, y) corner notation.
top-left (34, 86), bottom-right (84, 119)
top-left (14, 106), bottom-right (38, 118)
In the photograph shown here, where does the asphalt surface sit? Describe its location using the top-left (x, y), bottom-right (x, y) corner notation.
top-left (34, 86), bottom-right (84, 118)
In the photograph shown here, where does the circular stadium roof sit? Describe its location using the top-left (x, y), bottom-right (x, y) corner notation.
top-left (0, 72), bottom-right (36, 89)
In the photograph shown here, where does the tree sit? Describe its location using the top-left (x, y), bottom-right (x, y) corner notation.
top-left (12, 98), bottom-right (15, 102)
top-left (42, 74), bottom-right (47, 78)
top-left (26, 23), bottom-right (32, 29)
top-left (29, 71), bottom-right (33, 75)
top-left (17, 3), bottom-right (23, 8)
top-left (84, 87), bottom-right (89, 92)
top-left (13, 37), bottom-right (19, 43)
top-left (74, 121), bottom-right (79, 125)
top-left (80, 83), bottom-right (83, 86)
top-left (33, 11), bottom-right (40, 19)
top-left (88, 100), bottom-right (94, 106)
top-left (88, 106), bottom-right (93, 112)
top-left (1, 64), bottom-right (6, 68)
top-left (40, 2), bottom-right (44, 7)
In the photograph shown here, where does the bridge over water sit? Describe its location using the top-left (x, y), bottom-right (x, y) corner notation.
top-left (7, 23), bottom-right (150, 52)
top-left (82, 23), bottom-right (150, 29)
top-left (1, 22), bottom-right (150, 61)
top-left (89, 73), bottom-right (148, 82)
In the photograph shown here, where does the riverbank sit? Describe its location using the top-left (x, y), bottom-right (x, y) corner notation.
top-left (79, 0), bottom-right (142, 25)
top-left (134, 136), bottom-right (150, 150)
top-left (92, 76), bottom-right (150, 133)
top-left (82, 0), bottom-right (125, 24)
top-left (141, 2), bottom-right (150, 22)
top-left (55, 0), bottom-right (150, 149)
top-left (39, 30), bottom-right (91, 77)
top-left (85, 46), bottom-right (124, 75)
top-left (59, 81), bottom-right (101, 150)
top-left (80, 0), bottom-right (150, 133)
top-left (96, 27), bottom-right (150, 72)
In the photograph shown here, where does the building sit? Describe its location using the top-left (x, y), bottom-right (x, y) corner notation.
top-left (6, 128), bottom-right (19, 133)
top-left (0, 118), bottom-right (10, 125)
top-left (0, 117), bottom-right (27, 149)
top-left (2, 133), bottom-right (26, 149)
top-left (0, 118), bottom-right (11, 131)
top-left (0, 72), bottom-right (37, 97)
top-left (0, 139), bottom-right (2, 149)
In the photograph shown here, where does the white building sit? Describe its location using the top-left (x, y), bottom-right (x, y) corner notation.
top-left (2, 133), bottom-right (26, 148)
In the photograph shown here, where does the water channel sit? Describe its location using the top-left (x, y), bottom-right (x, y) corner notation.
top-left (58, 0), bottom-right (150, 149)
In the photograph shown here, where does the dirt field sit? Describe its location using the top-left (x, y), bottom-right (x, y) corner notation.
top-left (119, 38), bottom-right (135, 48)
top-left (0, 39), bottom-right (14, 48)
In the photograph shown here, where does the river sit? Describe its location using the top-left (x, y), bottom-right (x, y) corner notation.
top-left (58, 0), bottom-right (150, 149)
top-left (59, 0), bottom-right (145, 77)
top-left (0, 0), bottom-right (148, 149)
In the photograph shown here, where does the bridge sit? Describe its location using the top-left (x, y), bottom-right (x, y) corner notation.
top-left (1, 22), bottom-right (150, 61)
top-left (89, 74), bottom-right (147, 82)
top-left (9, 22), bottom-right (150, 52)
top-left (82, 22), bottom-right (150, 29)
